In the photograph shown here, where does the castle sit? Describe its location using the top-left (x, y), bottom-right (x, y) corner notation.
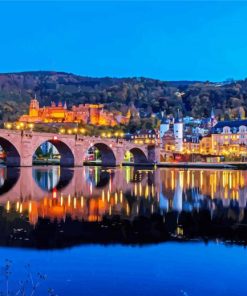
top-left (18, 96), bottom-right (131, 126)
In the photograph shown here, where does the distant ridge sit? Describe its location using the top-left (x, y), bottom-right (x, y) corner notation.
top-left (0, 70), bottom-right (246, 124)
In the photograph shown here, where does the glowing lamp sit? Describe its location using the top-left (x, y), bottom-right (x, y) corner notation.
top-left (53, 136), bottom-right (58, 140)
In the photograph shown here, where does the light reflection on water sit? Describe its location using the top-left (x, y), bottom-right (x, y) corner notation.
top-left (0, 166), bottom-right (246, 224)
top-left (0, 166), bottom-right (246, 247)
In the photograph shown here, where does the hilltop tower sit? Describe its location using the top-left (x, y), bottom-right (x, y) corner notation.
top-left (29, 94), bottom-right (40, 117)
top-left (173, 109), bottom-right (183, 152)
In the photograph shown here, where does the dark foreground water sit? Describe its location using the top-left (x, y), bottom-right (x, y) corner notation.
top-left (0, 166), bottom-right (247, 295)
top-left (1, 242), bottom-right (247, 296)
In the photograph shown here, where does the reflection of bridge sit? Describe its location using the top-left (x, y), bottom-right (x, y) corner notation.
top-left (0, 129), bottom-right (160, 166)
top-left (1, 166), bottom-right (247, 225)
top-left (0, 167), bottom-right (161, 202)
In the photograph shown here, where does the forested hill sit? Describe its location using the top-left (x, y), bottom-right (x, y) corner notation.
top-left (0, 71), bottom-right (246, 124)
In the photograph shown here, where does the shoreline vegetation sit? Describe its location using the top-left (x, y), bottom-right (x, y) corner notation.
top-left (0, 260), bottom-right (57, 296)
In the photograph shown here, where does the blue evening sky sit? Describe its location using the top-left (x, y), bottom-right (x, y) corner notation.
top-left (0, 1), bottom-right (247, 81)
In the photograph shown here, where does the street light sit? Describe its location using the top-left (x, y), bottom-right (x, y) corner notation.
top-left (28, 123), bottom-right (34, 130)
top-left (5, 123), bottom-right (12, 129)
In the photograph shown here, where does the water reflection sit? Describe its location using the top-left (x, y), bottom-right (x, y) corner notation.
top-left (0, 166), bottom-right (247, 248)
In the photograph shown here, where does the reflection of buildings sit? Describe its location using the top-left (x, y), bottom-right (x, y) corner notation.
top-left (18, 97), bottom-right (131, 127)
top-left (1, 166), bottom-right (247, 225)
top-left (32, 167), bottom-right (60, 191)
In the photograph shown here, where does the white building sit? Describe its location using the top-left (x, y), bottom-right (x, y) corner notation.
top-left (174, 111), bottom-right (183, 152)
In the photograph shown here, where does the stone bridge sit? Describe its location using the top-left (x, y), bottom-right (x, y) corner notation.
top-left (0, 129), bottom-right (160, 166)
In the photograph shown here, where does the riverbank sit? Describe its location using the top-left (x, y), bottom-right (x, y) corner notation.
top-left (1, 159), bottom-right (247, 169)
top-left (33, 159), bottom-right (60, 165)
top-left (157, 162), bottom-right (247, 170)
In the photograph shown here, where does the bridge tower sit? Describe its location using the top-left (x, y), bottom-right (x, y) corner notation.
top-left (173, 109), bottom-right (183, 152)
top-left (160, 116), bottom-right (170, 138)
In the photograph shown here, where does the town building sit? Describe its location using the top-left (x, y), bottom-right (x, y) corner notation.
top-left (210, 119), bottom-right (247, 158)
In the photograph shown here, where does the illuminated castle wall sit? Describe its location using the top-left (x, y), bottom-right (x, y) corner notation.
top-left (19, 97), bottom-right (131, 126)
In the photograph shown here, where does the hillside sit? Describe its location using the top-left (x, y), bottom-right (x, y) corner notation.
top-left (0, 71), bottom-right (246, 125)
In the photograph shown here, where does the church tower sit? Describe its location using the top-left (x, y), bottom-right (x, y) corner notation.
top-left (210, 108), bottom-right (217, 127)
top-left (173, 109), bottom-right (183, 152)
top-left (29, 95), bottom-right (39, 117)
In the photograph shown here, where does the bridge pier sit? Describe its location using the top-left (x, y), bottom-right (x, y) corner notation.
top-left (148, 146), bottom-right (160, 164)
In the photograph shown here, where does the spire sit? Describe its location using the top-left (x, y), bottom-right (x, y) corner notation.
top-left (64, 102), bottom-right (67, 110)
top-left (174, 108), bottom-right (181, 123)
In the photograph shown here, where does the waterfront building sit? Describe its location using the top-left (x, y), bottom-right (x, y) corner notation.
top-left (210, 119), bottom-right (247, 157)
top-left (182, 119), bottom-right (247, 159)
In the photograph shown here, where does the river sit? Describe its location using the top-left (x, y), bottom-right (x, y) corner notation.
top-left (0, 166), bottom-right (246, 295)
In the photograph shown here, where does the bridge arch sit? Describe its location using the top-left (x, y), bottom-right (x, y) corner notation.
top-left (85, 142), bottom-right (117, 166)
top-left (0, 167), bottom-right (20, 195)
top-left (33, 139), bottom-right (75, 166)
top-left (0, 137), bottom-right (21, 166)
top-left (128, 147), bottom-right (149, 164)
